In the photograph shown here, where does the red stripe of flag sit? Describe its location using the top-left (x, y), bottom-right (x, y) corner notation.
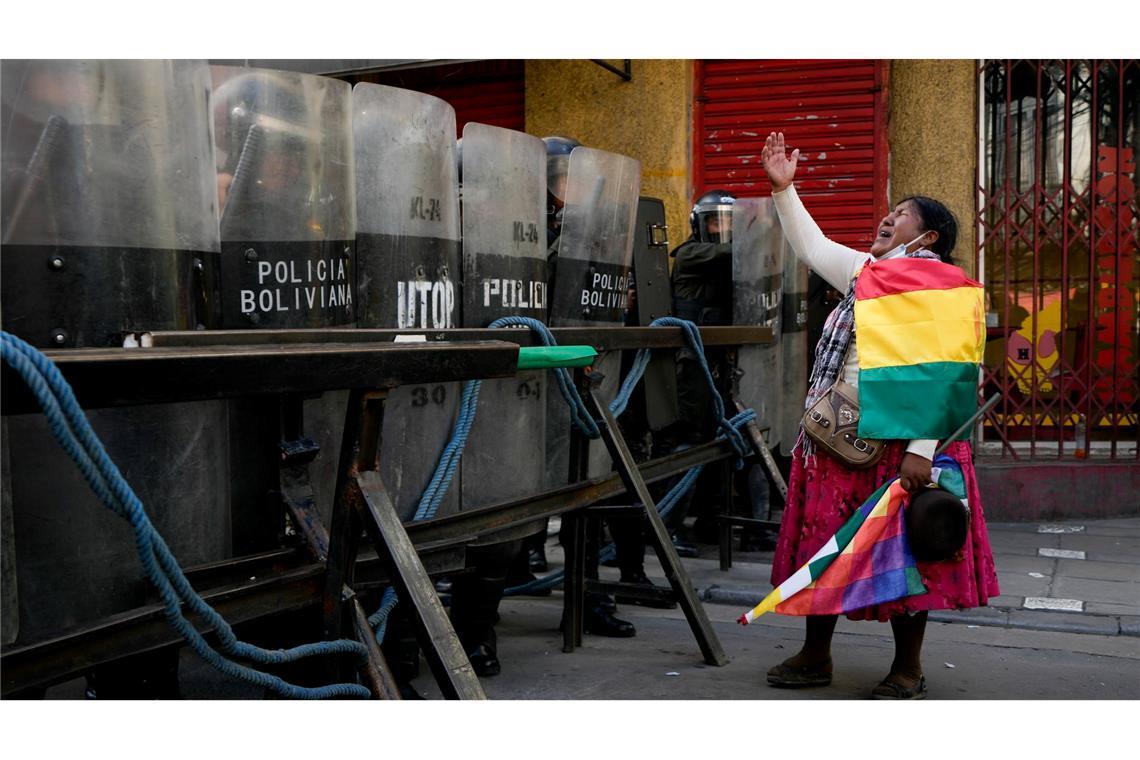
top-left (855, 258), bottom-right (982, 300)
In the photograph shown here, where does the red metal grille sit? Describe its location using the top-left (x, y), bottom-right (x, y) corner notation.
top-left (978, 60), bottom-right (1139, 461)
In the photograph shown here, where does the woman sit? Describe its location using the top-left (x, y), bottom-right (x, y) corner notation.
top-left (760, 132), bottom-right (999, 699)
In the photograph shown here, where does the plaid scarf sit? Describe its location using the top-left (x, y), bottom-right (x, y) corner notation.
top-left (795, 249), bottom-right (943, 459)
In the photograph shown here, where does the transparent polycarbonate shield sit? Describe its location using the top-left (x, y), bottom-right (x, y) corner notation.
top-left (353, 83), bottom-right (460, 330)
top-left (732, 198), bottom-right (786, 438)
top-left (546, 147), bottom-right (640, 483)
top-left (460, 122), bottom-right (548, 326)
top-left (549, 146), bottom-right (640, 328)
top-left (351, 84), bottom-right (462, 521)
top-left (212, 66), bottom-right (354, 243)
top-left (2, 60), bottom-right (218, 251)
top-left (459, 123), bottom-right (547, 535)
top-left (211, 66), bottom-right (354, 328)
top-left (1, 59), bottom-right (221, 347)
top-left (1, 61), bottom-right (233, 642)
top-left (778, 255), bottom-right (810, 454)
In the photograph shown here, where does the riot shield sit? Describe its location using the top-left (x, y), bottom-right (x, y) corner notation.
top-left (460, 124), bottom-right (548, 327)
top-left (778, 252), bottom-right (810, 455)
top-left (458, 123), bottom-right (547, 540)
top-left (2, 59), bottom-right (221, 346)
top-left (548, 147), bottom-right (640, 328)
top-left (547, 147), bottom-right (641, 483)
top-left (353, 84), bottom-right (462, 521)
top-left (211, 66), bottom-right (355, 329)
top-left (1, 61), bottom-right (231, 642)
top-left (732, 198), bottom-right (786, 441)
top-left (353, 83), bottom-right (461, 329)
top-left (631, 196), bottom-right (679, 433)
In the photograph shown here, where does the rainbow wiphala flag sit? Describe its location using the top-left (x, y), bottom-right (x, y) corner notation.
top-left (738, 457), bottom-right (968, 623)
top-left (854, 258), bottom-right (985, 440)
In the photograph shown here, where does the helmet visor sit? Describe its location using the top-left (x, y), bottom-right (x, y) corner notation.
top-left (696, 208), bottom-right (734, 244)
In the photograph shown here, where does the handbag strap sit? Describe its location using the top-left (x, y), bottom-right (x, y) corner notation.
top-left (837, 333), bottom-right (853, 385)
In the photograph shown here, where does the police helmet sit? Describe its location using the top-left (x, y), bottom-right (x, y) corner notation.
top-left (689, 189), bottom-right (737, 244)
top-left (212, 70), bottom-right (312, 175)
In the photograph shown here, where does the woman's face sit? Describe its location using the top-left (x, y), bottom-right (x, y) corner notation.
top-left (869, 200), bottom-right (928, 257)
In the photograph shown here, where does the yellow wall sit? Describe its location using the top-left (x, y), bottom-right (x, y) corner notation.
top-left (525, 60), bottom-right (693, 251)
top-left (888, 60), bottom-right (978, 276)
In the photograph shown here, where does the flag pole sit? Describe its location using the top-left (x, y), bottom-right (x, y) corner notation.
top-left (934, 393), bottom-right (1001, 457)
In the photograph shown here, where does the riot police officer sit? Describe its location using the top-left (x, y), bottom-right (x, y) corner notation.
top-left (667, 190), bottom-right (738, 544)
top-left (509, 134), bottom-right (584, 581)
top-left (672, 190), bottom-right (736, 335)
top-left (669, 189), bottom-right (776, 550)
top-left (544, 135), bottom-right (578, 249)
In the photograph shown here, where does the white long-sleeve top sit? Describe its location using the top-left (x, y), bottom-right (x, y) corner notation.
top-left (772, 184), bottom-right (938, 461)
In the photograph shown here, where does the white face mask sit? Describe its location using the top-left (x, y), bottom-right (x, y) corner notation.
top-left (886, 233), bottom-right (931, 258)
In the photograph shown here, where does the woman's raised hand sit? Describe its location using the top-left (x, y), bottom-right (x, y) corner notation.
top-left (761, 132), bottom-right (799, 193)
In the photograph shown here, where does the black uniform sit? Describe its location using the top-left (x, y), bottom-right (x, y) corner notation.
top-left (668, 235), bottom-right (775, 549)
top-left (670, 237), bottom-right (733, 440)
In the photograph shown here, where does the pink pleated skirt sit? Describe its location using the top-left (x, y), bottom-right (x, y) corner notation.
top-left (771, 440), bottom-right (1000, 622)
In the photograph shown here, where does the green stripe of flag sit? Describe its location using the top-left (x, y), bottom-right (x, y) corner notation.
top-left (904, 566), bottom-right (927, 597)
top-left (858, 361), bottom-right (979, 440)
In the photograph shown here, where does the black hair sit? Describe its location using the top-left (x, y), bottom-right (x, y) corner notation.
top-left (898, 195), bottom-right (958, 265)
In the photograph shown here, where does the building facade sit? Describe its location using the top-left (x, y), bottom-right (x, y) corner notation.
top-left (343, 58), bottom-right (1140, 518)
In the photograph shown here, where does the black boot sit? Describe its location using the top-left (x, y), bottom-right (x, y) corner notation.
top-left (451, 541), bottom-right (521, 678)
top-left (588, 589), bottom-right (616, 613)
top-left (381, 606), bottom-right (422, 688)
top-left (583, 604), bottom-right (636, 637)
top-left (528, 544), bottom-right (548, 573)
top-left (465, 642), bottom-right (501, 678)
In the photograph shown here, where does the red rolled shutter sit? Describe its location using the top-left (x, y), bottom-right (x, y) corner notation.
top-left (693, 59), bottom-right (889, 250)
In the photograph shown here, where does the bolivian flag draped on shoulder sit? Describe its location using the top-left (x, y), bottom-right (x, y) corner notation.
top-left (854, 258), bottom-right (985, 440)
top-left (739, 259), bottom-right (984, 624)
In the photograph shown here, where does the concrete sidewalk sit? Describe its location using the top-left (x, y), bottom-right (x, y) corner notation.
top-left (399, 515), bottom-right (1140, 699)
top-left (689, 516), bottom-right (1140, 637)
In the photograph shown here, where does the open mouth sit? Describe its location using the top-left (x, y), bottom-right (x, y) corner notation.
top-left (877, 229), bottom-right (892, 239)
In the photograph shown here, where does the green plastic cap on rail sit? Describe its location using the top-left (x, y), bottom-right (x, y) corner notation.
top-left (516, 345), bottom-right (597, 370)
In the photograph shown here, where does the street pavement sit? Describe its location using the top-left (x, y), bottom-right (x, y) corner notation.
top-left (39, 516), bottom-right (1139, 700)
top-left (411, 515), bottom-right (1140, 699)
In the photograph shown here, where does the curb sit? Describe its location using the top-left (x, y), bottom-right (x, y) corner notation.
top-left (702, 586), bottom-right (764, 607)
top-left (697, 584), bottom-right (1136, 637)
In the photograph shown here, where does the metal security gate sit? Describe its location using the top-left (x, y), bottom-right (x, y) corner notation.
top-left (978, 60), bottom-right (1139, 461)
top-left (693, 59), bottom-right (889, 249)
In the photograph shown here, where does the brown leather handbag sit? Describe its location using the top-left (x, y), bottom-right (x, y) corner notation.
top-left (802, 380), bottom-right (885, 469)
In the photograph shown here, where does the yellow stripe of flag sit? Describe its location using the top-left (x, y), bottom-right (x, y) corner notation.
top-left (855, 286), bottom-right (985, 370)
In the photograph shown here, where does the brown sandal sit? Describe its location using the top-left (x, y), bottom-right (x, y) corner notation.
top-left (870, 674), bottom-right (927, 700)
top-left (766, 658), bottom-right (833, 688)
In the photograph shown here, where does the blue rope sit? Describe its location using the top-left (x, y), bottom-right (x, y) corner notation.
top-left (373, 317), bottom-right (759, 626)
top-left (0, 331), bottom-right (371, 699)
top-left (366, 586), bottom-right (400, 646)
top-left (504, 407), bottom-right (757, 596)
top-left (414, 379), bottom-right (483, 521)
top-left (489, 316), bottom-right (601, 437)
